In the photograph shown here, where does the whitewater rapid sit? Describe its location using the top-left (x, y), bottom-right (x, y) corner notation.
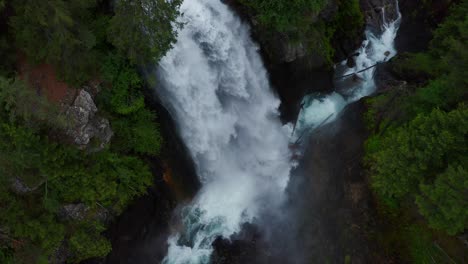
top-left (155, 0), bottom-right (293, 263)
top-left (294, 1), bottom-right (402, 137)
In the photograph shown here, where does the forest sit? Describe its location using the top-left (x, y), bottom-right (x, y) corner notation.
top-left (364, 1), bottom-right (467, 261)
top-left (0, 0), bottom-right (180, 262)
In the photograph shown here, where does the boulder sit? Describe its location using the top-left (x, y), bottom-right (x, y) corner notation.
top-left (65, 89), bottom-right (113, 150)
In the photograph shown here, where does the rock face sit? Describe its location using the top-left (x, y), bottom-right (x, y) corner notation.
top-left (285, 101), bottom-right (382, 263)
top-left (395, 0), bottom-right (453, 53)
top-left (360, 0), bottom-right (400, 33)
top-left (280, 40), bottom-right (307, 63)
top-left (211, 101), bottom-right (387, 264)
top-left (230, 0), bottom-right (333, 67)
top-left (65, 89), bottom-right (113, 150)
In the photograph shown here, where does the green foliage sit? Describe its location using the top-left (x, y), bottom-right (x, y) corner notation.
top-left (416, 163), bottom-right (468, 235)
top-left (0, 120), bottom-right (154, 260)
top-left (369, 107), bottom-right (467, 202)
top-left (100, 53), bottom-right (164, 156)
top-left (112, 108), bottom-right (163, 156)
top-left (0, 122), bottom-right (47, 183)
top-left (391, 53), bottom-right (440, 79)
top-left (49, 151), bottom-right (153, 211)
top-left (366, 1), bottom-right (468, 237)
top-left (238, 0), bottom-right (328, 32)
top-left (332, 0), bottom-right (364, 41)
top-left (68, 222), bottom-right (111, 263)
top-left (392, 1), bottom-right (467, 114)
top-left (101, 53), bottom-right (145, 115)
top-left (10, 0), bottom-right (102, 84)
top-left (0, 0), bottom-right (174, 262)
top-left (0, 187), bottom-right (65, 261)
top-left (0, 36), bottom-right (16, 77)
top-left (107, 0), bottom-right (182, 64)
top-left (0, 75), bottom-right (155, 261)
top-left (0, 248), bottom-right (14, 264)
top-left (0, 76), bottom-right (63, 127)
top-left (0, 124), bottom-right (153, 259)
top-left (404, 225), bottom-right (445, 264)
top-left (8, 0), bottom-right (183, 83)
top-left (238, 0), bottom-right (364, 63)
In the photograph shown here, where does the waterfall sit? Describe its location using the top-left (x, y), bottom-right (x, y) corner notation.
top-left (155, 0), bottom-right (293, 263)
top-left (294, 1), bottom-right (402, 138)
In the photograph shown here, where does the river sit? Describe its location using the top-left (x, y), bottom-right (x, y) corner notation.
top-left (154, 0), bottom-right (402, 263)
top-left (155, 0), bottom-right (293, 263)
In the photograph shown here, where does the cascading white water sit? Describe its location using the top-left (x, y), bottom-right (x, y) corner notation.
top-left (155, 0), bottom-right (293, 263)
top-left (294, 1), bottom-right (402, 137)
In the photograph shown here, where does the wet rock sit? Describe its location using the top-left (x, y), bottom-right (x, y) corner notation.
top-left (282, 41), bottom-right (307, 63)
top-left (360, 0), bottom-right (399, 33)
top-left (65, 89), bottom-right (113, 150)
top-left (347, 57), bottom-right (357, 68)
top-left (211, 223), bottom-right (267, 264)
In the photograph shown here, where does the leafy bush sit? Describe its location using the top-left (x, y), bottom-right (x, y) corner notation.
top-left (238, 0), bottom-right (364, 63)
top-left (0, 73), bottom-right (154, 261)
top-left (101, 53), bottom-right (145, 115)
top-left (238, 0), bottom-right (328, 32)
top-left (0, 0), bottom-right (176, 262)
top-left (0, 36), bottom-right (16, 77)
top-left (68, 222), bottom-right (111, 263)
top-left (416, 163), bottom-right (468, 235)
top-left (0, 76), bottom-right (63, 127)
top-left (10, 0), bottom-right (102, 84)
top-left (369, 107), bottom-right (467, 198)
top-left (365, 1), bottom-right (468, 236)
top-left (0, 248), bottom-right (14, 264)
top-left (112, 108), bottom-right (163, 156)
top-left (107, 0), bottom-right (182, 64)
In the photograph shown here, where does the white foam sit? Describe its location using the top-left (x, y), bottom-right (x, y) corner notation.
top-left (294, 0), bottom-right (401, 137)
top-left (154, 0), bottom-right (293, 263)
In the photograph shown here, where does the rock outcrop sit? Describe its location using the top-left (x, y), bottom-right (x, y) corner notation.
top-left (65, 89), bottom-right (113, 151)
top-left (360, 0), bottom-right (400, 33)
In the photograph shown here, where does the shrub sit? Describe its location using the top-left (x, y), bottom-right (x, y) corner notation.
top-left (101, 53), bottom-right (145, 115)
top-left (111, 108), bottom-right (163, 156)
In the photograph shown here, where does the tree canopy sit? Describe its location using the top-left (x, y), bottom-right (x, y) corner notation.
top-left (0, 0), bottom-right (174, 261)
top-left (365, 1), bottom-right (468, 237)
top-left (107, 0), bottom-right (182, 64)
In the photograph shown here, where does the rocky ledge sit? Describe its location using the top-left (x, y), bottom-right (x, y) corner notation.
top-left (65, 89), bottom-right (113, 151)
